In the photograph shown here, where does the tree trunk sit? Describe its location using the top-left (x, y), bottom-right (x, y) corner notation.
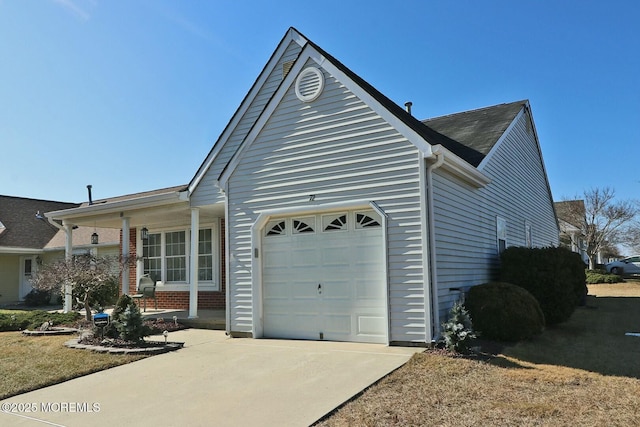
top-left (84, 293), bottom-right (92, 322)
top-left (588, 255), bottom-right (596, 270)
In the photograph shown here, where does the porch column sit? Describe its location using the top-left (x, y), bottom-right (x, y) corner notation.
top-left (189, 208), bottom-right (200, 318)
top-left (122, 216), bottom-right (130, 295)
top-left (63, 222), bottom-right (73, 313)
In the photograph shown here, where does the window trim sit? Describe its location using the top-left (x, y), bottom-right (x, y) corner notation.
top-left (525, 220), bottom-right (532, 248)
top-left (138, 221), bottom-right (220, 292)
top-left (497, 216), bottom-right (507, 254)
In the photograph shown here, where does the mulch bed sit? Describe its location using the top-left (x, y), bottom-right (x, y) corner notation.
top-left (63, 318), bottom-right (188, 354)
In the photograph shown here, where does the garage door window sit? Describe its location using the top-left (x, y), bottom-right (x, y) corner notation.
top-left (355, 212), bottom-right (381, 229)
top-left (322, 213), bottom-right (347, 232)
top-left (293, 217), bottom-right (315, 234)
top-left (265, 220), bottom-right (286, 236)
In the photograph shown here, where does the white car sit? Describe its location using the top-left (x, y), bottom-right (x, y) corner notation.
top-left (605, 256), bottom-right (640, 275)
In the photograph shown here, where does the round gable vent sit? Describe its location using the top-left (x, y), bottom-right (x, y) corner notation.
top-left (295, 67), bottom-right (324, 102)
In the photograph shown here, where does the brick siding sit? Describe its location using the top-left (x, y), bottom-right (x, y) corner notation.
top-left (118, 222), bottom-right (226, 309)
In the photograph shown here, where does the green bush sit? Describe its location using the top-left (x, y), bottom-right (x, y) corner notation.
top-left (500, 246), bottom-right (587, 325)
top-left (465, 282), bottom-right (545, 342)
top-left (586, 269), bottom-right (623, 284)
top-left (0, 311), bottom-right (81, 331)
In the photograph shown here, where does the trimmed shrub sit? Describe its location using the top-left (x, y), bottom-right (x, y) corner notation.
top-left (586, 269), bottom-right (623, 284)
top-left (500, 246), bottom-right (587, 325)
top-left (465, 282), bottom-right (545, 342)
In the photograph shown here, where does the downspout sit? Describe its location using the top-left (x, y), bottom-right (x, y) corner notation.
top-left (425, 149), bottom-right (445, 342)
top-left (223, 181), bottom-right (231, 337)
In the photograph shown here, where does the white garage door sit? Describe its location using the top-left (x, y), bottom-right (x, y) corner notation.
top-left (262, 210), bottom-right (387, 344)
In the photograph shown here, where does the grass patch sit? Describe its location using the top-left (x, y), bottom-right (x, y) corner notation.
top-left (317, 282), bottom-right (640, 426)
top-left (0, 332), bottom-right (147, 400)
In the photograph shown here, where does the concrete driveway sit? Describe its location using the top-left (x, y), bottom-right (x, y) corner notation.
top-left (0, 329), bottom-right (422, 427)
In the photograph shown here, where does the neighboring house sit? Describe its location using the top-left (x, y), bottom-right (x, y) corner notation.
top-left (555, 199), bottom-right (607, 265)
top-left (0, 195), bottom-right (119, 304)
top-left (555, 200), bottom-right (589, 264)
top-left (47, 28), bottom-right (559, 345)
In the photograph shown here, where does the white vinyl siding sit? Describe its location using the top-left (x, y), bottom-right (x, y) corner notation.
top-left (431, 110), bottom-right (559, 321)
top-left (226, 64), bottom-right (426, 343)
top-left (190, 40), bottom-right (303, 207)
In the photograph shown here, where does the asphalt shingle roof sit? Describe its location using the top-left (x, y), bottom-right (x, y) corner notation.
top-left (299, 28), bottom-right (526, 167)
top-left (0, 196), bottom-right (78, 249)
top-left (422, 101), bottom-right (527, 167)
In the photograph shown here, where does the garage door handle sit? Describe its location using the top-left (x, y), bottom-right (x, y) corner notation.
top-left (318, 283), bottom-right (322, 294)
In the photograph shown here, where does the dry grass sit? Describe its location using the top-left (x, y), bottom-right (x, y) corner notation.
top-left (0, 332), bottom-right (147, 400)
top-left (317, 281), bottom-right (640, 426)
top-left (587, 280), bottom-right (640, 297)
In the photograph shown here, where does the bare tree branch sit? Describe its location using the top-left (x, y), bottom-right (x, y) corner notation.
top-left (559, 187), bottom-right (639, 269)
top-left (32, 253), bottom-right (136, 321)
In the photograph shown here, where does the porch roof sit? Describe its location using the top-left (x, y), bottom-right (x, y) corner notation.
top-left (46, 185), bottom-right (224, 230)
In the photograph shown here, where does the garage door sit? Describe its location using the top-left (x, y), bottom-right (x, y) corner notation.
top-left (262, 210), bottom-right (387, 344)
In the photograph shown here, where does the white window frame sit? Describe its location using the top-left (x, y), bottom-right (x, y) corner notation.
top-left (525, 221), bottom-right (533, 248)
top-left (139, 221), bottom-right (220, 292)
top-left (497, 216), bottom-right (507, 254)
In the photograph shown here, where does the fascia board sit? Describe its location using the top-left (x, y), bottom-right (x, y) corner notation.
top-left (188, 28), bottom-right (308, 194)
top-left (430, 145), bottom-right (491, 188)
top-left (45, 191), bottom-right (188, 222)
top-left (558, 218), bottom-right (581, 234)
top-left (219, 44), bottom-right (435, 188)
top-left (0, 247), bottom-right (43, 254)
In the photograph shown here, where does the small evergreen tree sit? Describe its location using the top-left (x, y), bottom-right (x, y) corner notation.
top-left (115, 304), bottom-right (148, 342)
top-left (441, 301), bottom-right (476, 354)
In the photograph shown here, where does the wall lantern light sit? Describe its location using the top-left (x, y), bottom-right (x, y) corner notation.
top-left (141, 227), bottom-right (149, 240)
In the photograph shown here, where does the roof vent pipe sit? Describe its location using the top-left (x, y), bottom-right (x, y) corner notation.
top-left (404, 101), bottom-right (413, 115)
top-left (87, 185), bottom-right (93, 205)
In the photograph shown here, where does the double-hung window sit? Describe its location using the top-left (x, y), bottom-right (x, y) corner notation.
top-left (165, 231), bottom-right (187, 282)
top-left (142, 225), bottom-right (218, 289)
top-left (198, 229), bottom-right (214, 281)
top-left (143, 233), bottom-right (162, 282)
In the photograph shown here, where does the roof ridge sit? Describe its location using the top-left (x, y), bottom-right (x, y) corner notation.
top-left (422, 100), bottom-right (528, 122)
top-left (0, 194), bottom-right (78, 205)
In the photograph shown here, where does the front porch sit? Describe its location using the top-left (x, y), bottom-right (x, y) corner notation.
top-left (45, 186), bottom-right (226, 319)
top-left (140, 308), bottom-right (226, 331)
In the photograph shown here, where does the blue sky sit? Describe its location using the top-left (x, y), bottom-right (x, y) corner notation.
top-left (1, 1), bottom-right (638, 204)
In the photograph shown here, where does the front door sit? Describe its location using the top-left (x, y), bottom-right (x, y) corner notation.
top-left (19, 256), bottom-right (35, 300)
